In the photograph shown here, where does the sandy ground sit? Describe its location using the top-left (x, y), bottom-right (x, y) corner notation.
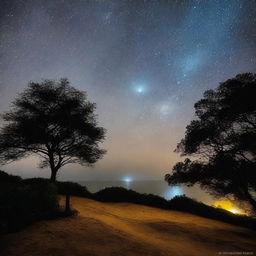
top-left (1, 197), bottom-right (256, 256)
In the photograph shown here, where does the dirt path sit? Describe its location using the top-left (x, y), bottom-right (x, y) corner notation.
top-left (1, 197), bottom-right (255, 256)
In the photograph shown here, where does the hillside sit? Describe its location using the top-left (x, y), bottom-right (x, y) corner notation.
top-left (1, 196), bottom-right (256, 256)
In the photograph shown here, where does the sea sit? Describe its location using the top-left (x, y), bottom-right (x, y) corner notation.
top-left (79, 180), bottom-right (215, 205)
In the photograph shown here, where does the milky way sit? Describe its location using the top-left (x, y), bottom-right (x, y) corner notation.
top-left (0, 0), bottom-right (256, 181)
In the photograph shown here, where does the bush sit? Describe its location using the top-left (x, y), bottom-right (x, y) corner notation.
top-left (168, 195), bottom-right (256, 230)
top-left (22, 178), bottom-right (60, 215)
top-left (56, 181), bottom-right (91, 197)
top-left (0, 175), bottom-right (59, 234)
top-left (139, 193), bottom-right (169, 208)
top-left (94, 187), bottom-right (139, 202)
top-left (22, 177), bottom-right (91, 198)
top-left (93, 187), bottom-right (168, 208)
top-left (0, 170), bottom-right (21, 183)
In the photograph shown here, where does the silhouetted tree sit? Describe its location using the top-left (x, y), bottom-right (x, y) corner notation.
top-left (165, 73), bottom-right (256, 214)
top-left (0, 79), bottom-right (106, 181)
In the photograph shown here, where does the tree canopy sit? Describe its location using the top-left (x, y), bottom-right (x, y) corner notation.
top-left (165, 73), bottom-right (256, 214)
top-left (0, 79), bottom-right (106, 181)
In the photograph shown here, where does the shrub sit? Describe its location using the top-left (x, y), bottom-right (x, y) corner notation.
top-left (22, 178), bottom-right (60, 215)
top-left (56, 181), bottom-right (91, 197)
top-left (0, 176), bottom-right (59, 234)
top-left (0, 170), bottom-right (21, 183)
top-left (94, 187), bottom-right (138, 202)
top-left (139, 193), bottom-right (168, 208)
top-left (168, 195), bottom-right (256, 230)
top-left (93, 187), bottom-right (168, 208)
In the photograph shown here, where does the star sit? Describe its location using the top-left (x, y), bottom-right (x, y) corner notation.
top-left (133, 83), bottom-right (148, 95)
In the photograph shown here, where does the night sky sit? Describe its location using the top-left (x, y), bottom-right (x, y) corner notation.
top-left (0, 0), bottom-right (256, 181)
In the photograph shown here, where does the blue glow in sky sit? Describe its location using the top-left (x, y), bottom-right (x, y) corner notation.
top-left (133, 83), bottom-right (148, 95)
top-left (181, 51), bottom-right (205, 75)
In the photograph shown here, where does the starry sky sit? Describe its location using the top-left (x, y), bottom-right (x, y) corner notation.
top-left (0, 0), bottom-right (256, 181)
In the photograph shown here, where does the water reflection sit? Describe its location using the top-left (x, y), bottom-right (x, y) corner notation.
top-left (122, 177), bottom-right (132, 189)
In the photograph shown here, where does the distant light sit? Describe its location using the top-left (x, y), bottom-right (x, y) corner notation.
top-left (163, 186), bottom-right (183, 200)
top-left (213, 200), bottom-right (244, 215)
top-left (123, 177), bottom-right (132, 183)
top-left (170, 186), bottom-right (183, 197)
top-left (229, 208), bottom-right (240, 214)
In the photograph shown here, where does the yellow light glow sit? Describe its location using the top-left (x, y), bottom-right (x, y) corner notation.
top-left (213, 200), bottom-right (243, 215)
top-left (229, 208), bottom-right (240, 214)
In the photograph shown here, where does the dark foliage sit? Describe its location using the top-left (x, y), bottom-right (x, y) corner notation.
top-left (0, 176), bottom-right (59, 234)
top-left (0, 79), bottom-right (106, 181)
top-left (0, 171), bottom-right (84, 234)
top-left (168, 195), bottom-right (256, 230)
top-left (0, 170), bottom-right (21, 183)
top-left (165, 73), bottom-right (256, 214)
top-left (93, 187), bottom-right (169, 209)
top-left (56, 181), bottom-right (91, 197)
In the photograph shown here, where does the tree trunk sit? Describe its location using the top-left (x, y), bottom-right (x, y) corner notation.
top-left (50, 168), bottom-right (57, 182)
top-left (49, 152), bottom-right (58, 182)
top-left (65, 194), bottom-right (71, 214)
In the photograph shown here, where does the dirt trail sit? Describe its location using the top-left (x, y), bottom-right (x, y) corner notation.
top-left (1, 197), bottom-right (255, 256)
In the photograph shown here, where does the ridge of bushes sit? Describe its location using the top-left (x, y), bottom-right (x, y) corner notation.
top-left (1, 171), bottom-right (255, 233)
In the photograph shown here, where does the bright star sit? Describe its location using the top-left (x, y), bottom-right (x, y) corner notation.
top-left (132, 83), bottom-right (148, 95)
top-left (136, 87), bottom-right (144, 93)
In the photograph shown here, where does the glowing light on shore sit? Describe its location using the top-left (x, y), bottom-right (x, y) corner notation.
top-left (171, 186), bottom-right (183, 197)
top-left (122, 177), bottom-right (132, 183)
top-left (164, 186), bottom-right (183, 200)
top-left (229, 208), bottom-right (241, 214)
top-left (122, 177), bottom-right (132, 189)
top-left (213, 200), bottom-right (244, 215)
